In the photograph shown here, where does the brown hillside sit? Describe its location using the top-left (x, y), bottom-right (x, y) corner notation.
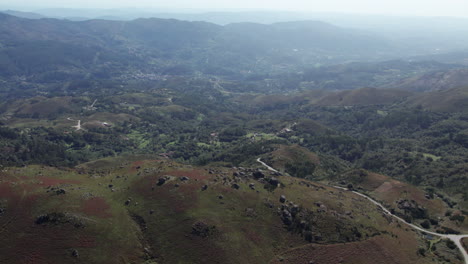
top-left (389, 68), bottom-right (468, 92)
top-left (315, 87), bottom-right (412, 106)
top-left (404, 86), bottom-right (468, 112)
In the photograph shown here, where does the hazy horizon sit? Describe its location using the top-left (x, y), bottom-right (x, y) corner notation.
top-left (1, 0), bottom-right (468, 18)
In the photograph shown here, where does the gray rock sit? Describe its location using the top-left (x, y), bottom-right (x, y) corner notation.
top-left (281, 209), bottom-right (293, 225)
top-left (279, 195), bottom-right (286, 203)
top-left (157, 177), bottom-right (166, 186)
top-left (55, 189), bottom-right (66, 195)
top-left (291, 204), bottom-right (300, 216)
top-left (252, 170), bottom-right (265, 179)
top-left (268, 177), bottom-right (279, 186)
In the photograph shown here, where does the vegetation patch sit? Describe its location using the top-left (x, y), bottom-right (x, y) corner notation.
top-left (81, 197), bottom-right (112, 218)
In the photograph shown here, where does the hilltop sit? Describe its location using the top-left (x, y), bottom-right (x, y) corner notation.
top-left (0, 156), bottom-right (463, 264)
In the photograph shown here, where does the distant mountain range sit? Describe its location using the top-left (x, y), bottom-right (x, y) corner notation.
top-left (0, 12), bottom-right (396, 82)
top-left (3, 8), bottom-right (468, 55)
top-left (1, 10), bottom-right (468, 95)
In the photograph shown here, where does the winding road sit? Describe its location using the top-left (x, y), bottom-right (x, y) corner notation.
top-left (256, 158), bottom-right (468, 263)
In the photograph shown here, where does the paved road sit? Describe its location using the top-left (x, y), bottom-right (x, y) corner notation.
top-left (257, 158), bottom-right (468, 263)
top-left (334, 185), bottom-right (468, 264)
top-left (256, 158), bottom-right (279, 172)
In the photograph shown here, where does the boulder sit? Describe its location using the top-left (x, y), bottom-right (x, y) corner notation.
top-left (231, 183), bottom-right (240, 190)
top-left (252, 170), bottom-right (265, 179)
top-left (55, 189), bottom-right (66, 195)
top-left (157, 177), bottom-right (166, 186)
top-left (290, 204), bottom-right (300, 216)
top-left (279, 195), bottom-right (286, 203)
top-left (180, 176), bottom-right (190, 181)
top-left (201, 185), bottom-right (208, 191)
top-left (281, 209), bottom-right (293, 225)
top-left (268, 177), bottom-right (279, 186)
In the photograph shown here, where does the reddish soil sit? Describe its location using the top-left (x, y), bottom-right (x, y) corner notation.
top-left (0, 176), bottom-right (108, 264)
top-left (270, 235), bottom-right (420, 264)
top-left (242, 227), bottom-right (263, 244)
top-left (361, 172), bottom-right (388, 189)
top-left (132, 161), bottom-right (145, 167)
top-left (136, 174), bottom-right (202, 213)
top-left (81, 197), bottom-right (112, 218)
top-left (372, 177), bottom-right (445, 215)
top-left (73, 235), bottom-right (97, 248)
top-left (0, 182), bottom-right (15, 199)
top-left (0, 185), bottom-right (91, 264)
top-left (166, 169), bottom-right (210, 180)
top-left (38, 176), bottom-right (80, 187)
top-left (129, 160), bottom-right (148, 173)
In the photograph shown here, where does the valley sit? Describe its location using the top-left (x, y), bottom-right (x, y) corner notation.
top-left (0, 9), bottom-right (467, 264)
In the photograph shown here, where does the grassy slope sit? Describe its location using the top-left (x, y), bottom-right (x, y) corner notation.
top-left (404, 86), bottom-right (468, 112)
top-left (0, 156), bottom-right (462, 263)
top-left (337, 169), bottom-right (468, 233)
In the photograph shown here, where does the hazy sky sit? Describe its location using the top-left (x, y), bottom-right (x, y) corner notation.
top-left (3, 0), bottom-right (468, 17)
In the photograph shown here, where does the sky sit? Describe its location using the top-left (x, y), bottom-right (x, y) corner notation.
top-left (2, 0), bottom-right (468, 17)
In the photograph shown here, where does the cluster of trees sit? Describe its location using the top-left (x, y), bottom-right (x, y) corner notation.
top-left (0, 126), bottom-right (132, 167)
top-left (0, 71), bottom-right (467, 204)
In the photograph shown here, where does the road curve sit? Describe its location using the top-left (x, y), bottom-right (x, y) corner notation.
top-left (256, 158), bottom-right (279, 173)
top-left (257, 158), bottom-right (468, 264)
